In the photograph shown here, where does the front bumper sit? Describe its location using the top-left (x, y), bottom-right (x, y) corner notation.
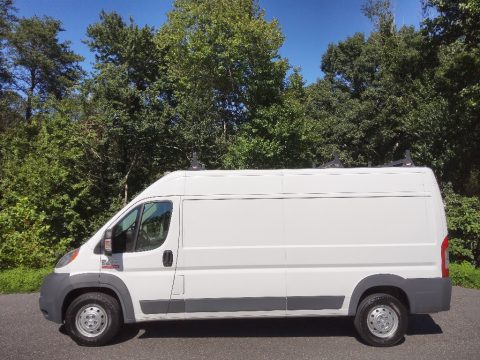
top-left (39, 273), bottom-right (70, 324)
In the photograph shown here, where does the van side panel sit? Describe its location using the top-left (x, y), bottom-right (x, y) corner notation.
top-left (284, 194), bottom-right (438, 315)
top-left (283, 171), bottom-right (426, 194)
top-left (185, 173), bottom-right (282, 196)
top-left (178, 197), bottom-right (286, 318)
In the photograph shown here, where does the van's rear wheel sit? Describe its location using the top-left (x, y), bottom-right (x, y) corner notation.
top-left (64, 292), bottom-right (122, 346)
top-left (354, 293), bottom-right (407, 347)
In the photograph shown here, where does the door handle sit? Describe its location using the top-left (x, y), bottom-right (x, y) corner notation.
top-left (163, 250), bottom-right (173, 267)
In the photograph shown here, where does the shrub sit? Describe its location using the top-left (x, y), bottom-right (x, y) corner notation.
top-left (0, 267), bottom-right (52, 294)
top-left (443, 186), bottom-right (480, 266)
top-left (449, 262), bottom-right (480, 289)
top-left (0, 198), bottom-right (69, 269)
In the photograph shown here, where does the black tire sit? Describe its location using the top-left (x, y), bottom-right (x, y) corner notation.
top-left (64, 292), bottom-right (122, 346)
top-left (354, 293), bottom-right (407, 347)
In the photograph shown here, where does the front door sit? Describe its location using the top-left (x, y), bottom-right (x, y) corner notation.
top-left (100, 196), bottom-right (180, 321)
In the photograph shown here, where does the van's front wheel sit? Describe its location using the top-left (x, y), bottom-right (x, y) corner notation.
top-left (354, 293), bottom-right (407, 347)
top-left (64, 292), bottom-right (122, 346)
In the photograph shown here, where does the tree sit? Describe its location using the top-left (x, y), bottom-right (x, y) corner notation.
top-left (157, 0), bottom-right (288, 167)
top-left (0, 97), bottom-right (104, 268)
top-left (0, 0), bottom-right (15, 88)
top-left (0, 0), bottom-right (19, 132)
top-left (422, 0), bottom-right (480, 194)
top-left (85, 11), bottom-right (172, 205)
top-left (361, 0), bottom-right (394, 33)
top-left (422, 0), bottom-right (480, 50)
top-left (444, 185), bottom-right (480, 265)
top-left (224, 69), bottom-right (315, 169)
top-left (8, 16), bottom-right (83, 120)
top-left (307, 0), bottom-right (468, 178)
top-left (86, 11), bottom-right (162, 91)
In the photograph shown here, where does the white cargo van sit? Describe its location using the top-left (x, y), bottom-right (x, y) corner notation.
top-left (39, 167), bottom-right (451, 347)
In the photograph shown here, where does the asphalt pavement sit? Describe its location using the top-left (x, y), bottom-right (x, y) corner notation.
top-left (0, 286), bottom-right (479, 360)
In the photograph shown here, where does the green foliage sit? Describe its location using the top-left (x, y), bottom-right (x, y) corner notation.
top-left (450, 262), bottom-right (480, 289)
top-left (0, 97), bottom-right (107, 269)
top-left (316, 19), bottom-right (450, 168)
top-left (444, 186), bottom-right (480, 265)
top-left (0, 198), bottom-right (66, 269)
top-left (0, 0), bottom-right (18, 131)
top-left (8, 15), bottom-right (83, 120)
top-left (85, 11), bottom-right (177, 203)
top-left (0, 267), bottom-right (51, 293)
top-left (0, 0), bottom-right (15, 88)
top-left (157, 0), bottom-right (288, 167)
top-left (0, 0), bottom-right (479, 279)
top-left (422, 0), bottom-right (480, 193)
top-left (224, 70), bottom-right (315, 169)
top-left (0, 89), bottom-right (22, 131)
top-left (223, 101), bottom-right (314, 169)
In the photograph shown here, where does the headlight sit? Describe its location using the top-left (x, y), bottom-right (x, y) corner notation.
top-left (56, 248), bottom-right (79, 268)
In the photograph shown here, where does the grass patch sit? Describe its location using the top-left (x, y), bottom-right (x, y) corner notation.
top-left (450, 262), bottom-right (480, 289)
top-left (0, 267), bottom-right (52, 294)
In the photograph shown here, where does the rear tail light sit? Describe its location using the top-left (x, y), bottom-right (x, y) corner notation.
top-left (441, 236), bottom-right (449, 278)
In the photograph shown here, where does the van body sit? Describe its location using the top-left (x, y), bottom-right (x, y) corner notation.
top-left (39, 167), bottom-right (451, 346)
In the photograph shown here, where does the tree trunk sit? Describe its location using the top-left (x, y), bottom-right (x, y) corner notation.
top-left (26, 89), bottom-right (33, 121)
top-left (123, 182), bottom-right (128, 207)
top-left (26, 69), bottom-right (35, 121)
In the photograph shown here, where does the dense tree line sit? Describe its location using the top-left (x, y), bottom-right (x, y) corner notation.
top-left (0, 0), bottom-right (478, 269)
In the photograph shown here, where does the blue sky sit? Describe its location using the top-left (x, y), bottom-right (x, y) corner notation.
top-left (15, 0), bottom-right (423, 84)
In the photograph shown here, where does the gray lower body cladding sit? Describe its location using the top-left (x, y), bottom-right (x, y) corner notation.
top-left (39, 273), bottom-right (70, 323)
top-left (140, 296), bottom-right (345, 314)
top-left (404, 277), bottom-right (451, 313)
top-left (140, 275), bottom-right (452, 315)
top-left (39, 272), bottom-right (451, 324)
top-left (348, 275), bottom-right (451, 315)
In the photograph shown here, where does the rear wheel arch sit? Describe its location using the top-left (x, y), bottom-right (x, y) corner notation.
top-left (348, 275), bottom-right (411, 315)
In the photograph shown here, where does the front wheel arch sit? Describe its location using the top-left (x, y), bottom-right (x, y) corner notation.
top-left (62, 287), bottom-right (123, 323)
top-left (58, 273), bottom-right (135, 323)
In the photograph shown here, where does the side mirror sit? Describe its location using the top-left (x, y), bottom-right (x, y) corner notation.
top-left (103, 229), bottom-right (113, 257)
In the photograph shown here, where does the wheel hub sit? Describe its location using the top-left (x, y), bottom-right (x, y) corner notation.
top-left (366, 305), bottom-right (399, 338)
top-left (75, 305), bottom-right (108, 338)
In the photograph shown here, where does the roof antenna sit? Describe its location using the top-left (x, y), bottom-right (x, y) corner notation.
top-left (318, 153), bottom-right (343, 169)
top-left (189, 152), bottom-right (205, 170)
top-left (378, 150), bottom-right (415, 167)
top-left (404, 150), bottom-right (414, 167)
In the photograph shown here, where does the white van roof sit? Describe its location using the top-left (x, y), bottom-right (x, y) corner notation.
top-left (137, 167), bottom-right (435, 199)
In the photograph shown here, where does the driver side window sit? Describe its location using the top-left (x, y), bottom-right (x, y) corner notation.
top-left (111, 201), bottom-right (173, 253)
top-left (112, 207), bottom-right (140, 253)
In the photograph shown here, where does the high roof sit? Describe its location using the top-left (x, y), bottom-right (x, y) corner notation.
top-left (135, 167), bottom-right (434, 199)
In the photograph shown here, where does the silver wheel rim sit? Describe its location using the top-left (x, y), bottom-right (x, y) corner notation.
top-left (75, 304), bottom-right (108, 338)
top-left (366, 305), bottom-right (399, 338)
